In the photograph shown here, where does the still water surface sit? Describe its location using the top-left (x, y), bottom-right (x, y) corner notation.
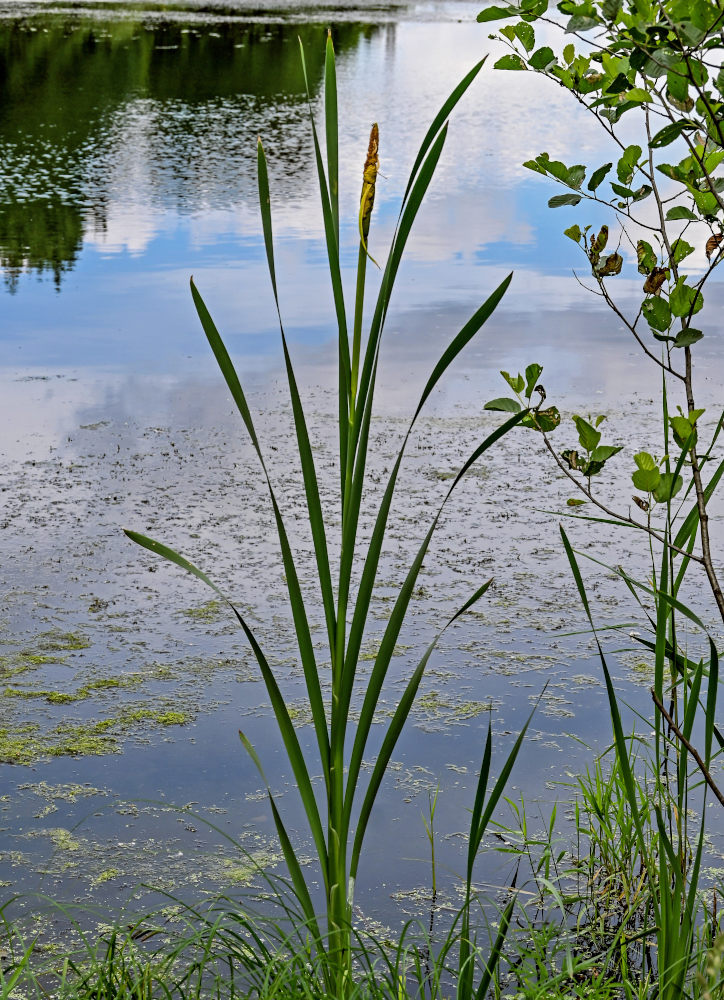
top-left (1, 0), bottom-right (722, 934)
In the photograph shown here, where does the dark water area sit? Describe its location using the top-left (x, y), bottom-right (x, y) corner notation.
top-left (0, 13), bottom-right (372, 290)
top-left (1, 0), bottom-right (723, 944)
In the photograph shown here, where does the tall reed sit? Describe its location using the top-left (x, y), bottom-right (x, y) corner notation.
top-left (126, 36), bottom-right (531, 996)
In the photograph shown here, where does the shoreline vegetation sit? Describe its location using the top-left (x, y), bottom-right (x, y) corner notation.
top-left (2, 0), bottom-right (724, 997)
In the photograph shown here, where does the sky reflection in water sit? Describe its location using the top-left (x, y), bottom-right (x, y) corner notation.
top-left (1, 3), bottom-right (620, 369)
top-left (1, 0), bottom-right (723, 927)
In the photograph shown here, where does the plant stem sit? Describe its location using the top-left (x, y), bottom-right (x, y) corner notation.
top-left (683, 346), bottom-right (724, 622)
top-left (351, 243), bottom-right (367, 412)
top-left (651, 687), bottom-right (724, 807)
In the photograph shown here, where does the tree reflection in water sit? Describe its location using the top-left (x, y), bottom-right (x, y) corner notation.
top-left (0, 14), bottom-right (385, 290)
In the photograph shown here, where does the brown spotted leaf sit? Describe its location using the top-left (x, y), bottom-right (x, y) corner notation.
top-left (596, 252), bottom-right (623, 276)
top-left (706, 233), bottom-right (724, 261)
top-left (643, 266), bottom-right (668, 295)
top-left (636, 240), bottom-right (656, 275)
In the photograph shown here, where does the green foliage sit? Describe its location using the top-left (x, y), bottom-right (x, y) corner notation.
top-left (486, 3), bottom-right (724, 996)
top-left (126, 39), bottom-right (530, 997)
top-left (485, 363), bottom-right (561, 431)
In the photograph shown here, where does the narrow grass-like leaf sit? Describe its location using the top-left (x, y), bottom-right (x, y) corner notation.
top-left (124, 530), bottom-right (225, 597)
top-left (281, 337), bottom-right (338, 661)
top-left (341, 275), bottom-right (514, 722)
top-left (459, 698), bottom-right (537, 999)
top-left (190, 276), bottom-right (329, 779)
top-left (654, 531), bottom-right (669, 720)
top-left (458, 723), bottom-right (492, 998)
top-left (539, 508), bottom-right (638, 530)
top-left (705, 637), bottom-right (719, 763)
top-left (473, 894), bottom-right (516, 1000)
top-left (0, 942), bottom-right (34, 997)
top-left (471, 698), bottom-right (540, 854)
top-left (344, 410), bottom-right (526, 823)
top-left (228, 602), bottom-right (328, 893)
top-left (402, 57), bottom-right (487, 206)
top-left (349, 581), bottom-right (492, 878)
top-left (257, 139), bottom-right (337, 677)
top-left (190, 278), bottom-right (260, 451)
top-left (324, 31), bottom-right (339, 245)
top-left (352, 126), bottom-right (449, 469)
top-left (468, 725), bottom-right (493, 882)
top-left (257, 141), bottom-right (279, 311)
top-left (559, 526), bottom-right (658, 924)
top-left (298, 37), bottom-right (350, 486)
top-left (266, 795), bottom-right (323, 947)
top-left (673, 457), bottom-right (724, 548)
top-left (123, 531), bottom-right (328, 890)
top-left (679, 659), bottom-right (704, 789)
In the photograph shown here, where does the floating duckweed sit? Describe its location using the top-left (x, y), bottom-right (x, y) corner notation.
top-left (180, 600), bottom-right (224, 623)
top-left (47, 828), bottom-right (80, 851)
top-left (0, 725), bottom-right (41, 765)
top-left (151, 663), bottom-right (174, 679)
top-left (45, 691), bottom-right (78, 704)
top-left (92, 868), bottom-right (119, 885)
top-left (3, 687), bottom-right (78, 703)
top-left (416, 690), bottom-right (493, 721)
top-left (219, 850), bottom-right (282, 886)
top-left (50, 725), bottom-right (119, 757)
top-left (30, 630), bottom-right (90, 653)
top-left (285, 702), bottom-right (313, 727)
top-left (359, 641), bottom-right (410, 662)
top-left (85, 677), bottom-right (127, 691)
top-left (22, 653), bottom-right (67, 666)
top-left (155, 710), bottom-right (188, 726)
top-left (0, 652), bottom-right (68, 678)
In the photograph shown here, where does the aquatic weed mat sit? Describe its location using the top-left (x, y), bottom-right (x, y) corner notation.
top-left (1, 370), bottom-right (722, 917)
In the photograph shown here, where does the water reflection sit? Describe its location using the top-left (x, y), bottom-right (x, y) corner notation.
top-left (0, 15), bottom-right (384, 289)
top-left (0, 197), bottom-right (83, 291)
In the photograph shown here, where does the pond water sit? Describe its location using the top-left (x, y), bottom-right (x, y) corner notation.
top-left (1, 0), bottom-right (723, 944)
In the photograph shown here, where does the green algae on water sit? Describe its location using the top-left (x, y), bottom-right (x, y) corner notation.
top-left (180, 599), bottom-right (224, 623)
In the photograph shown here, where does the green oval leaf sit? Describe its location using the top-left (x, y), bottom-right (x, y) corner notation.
top-left (649, 120), bottom-right (697, 148)
top-left (484, 397), bottom-right (522, 412)
top-left (642, 296), bottom-right (671, 332)
top-left (670, 277), bottom-right (703, 317)
top-left (674, 327), bottom-right (704, 347)
top-left (530, 45), bottom-right (555, 69)
top-left (573, 414), bottom-right (601, 451)
top-left (587, 162), bottom-right (612, 191)
top-left (626, 87), bottom-right (653, 102)
top-left (477, 5), bottom-right (517, 20)
top-left (548, 193), bottom-right (582, 208)
top-left (632, 468), bottom-right (661, 492)
top-left (653, 472), bottom-right (683, 503)
top-left (634, 452), bottom-right (656, 471)
top-left (665, 206), bottom-right (698, 221)
top-left (494, 54), bottom-right (527, 70)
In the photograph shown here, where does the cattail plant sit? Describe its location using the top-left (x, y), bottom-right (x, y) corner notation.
top-left (126, 35), bottom-right (533, 997)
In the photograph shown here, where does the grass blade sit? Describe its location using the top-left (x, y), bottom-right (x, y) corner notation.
top-left (324, 31), bottom-right (339, 245)
top-left (349, 581), bottom-right (492, 879)
top-left (298, 36), bottom-right (350, 490)
top-left (239, 730), bottom-right (324, 949)
top-left (344, 410), bottom-right (527, 824)
top-left (123, 530), bottom-right (328, 891)
top-left (402, 57), bottom-right (487, 206)
top-left (341, 275), bottom-right (514, 725)
top-left (190, 276), bottom-right (329, 779)
top-left (473, 893), bottom-right (516, 1000)
top-left (257, 138), bottom-right (337, 671)
top-left (559, 525), bottom-right (658, 924)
